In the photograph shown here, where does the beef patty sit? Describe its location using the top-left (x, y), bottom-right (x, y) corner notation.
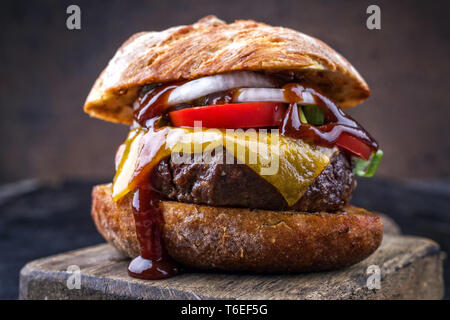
top-left (151, 151), bottom-right (355, 212)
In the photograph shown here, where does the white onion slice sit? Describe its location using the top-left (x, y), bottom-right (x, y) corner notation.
top-left (167, 71), bottom-right (276, 106)
top-left (234, 88), bottom-right (284, 102)
top-left (235, 88), bottom-right (316, 105)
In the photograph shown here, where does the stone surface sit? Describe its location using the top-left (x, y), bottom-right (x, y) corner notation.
top-left (19, 233), bottom-right (444, 300)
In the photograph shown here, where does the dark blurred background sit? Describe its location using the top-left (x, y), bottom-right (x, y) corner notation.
top-left (1, 0), bottom-right (449, 183)
top-left (0, 0), bottom-right (449, 299)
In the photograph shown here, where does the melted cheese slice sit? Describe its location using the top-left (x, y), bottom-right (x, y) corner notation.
top-left (112, 127), bottom-right (337, 206)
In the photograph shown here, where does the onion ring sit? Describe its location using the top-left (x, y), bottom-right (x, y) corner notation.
top-left (234, 88), bottom-right (316, 105)
top-left (167, 71), bottom-right (276, 106)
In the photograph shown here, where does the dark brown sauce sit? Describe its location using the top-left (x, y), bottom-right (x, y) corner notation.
top-left (134, 83), bottom-right (182, 127)
top-left (281, 83), bottom-right (378, 151)
top-left (197, 89), bottom-right (236, 106)
top-left (128, 184), bottom-right (178, 280)
top-left (126, 124), bottom-right (179, 280)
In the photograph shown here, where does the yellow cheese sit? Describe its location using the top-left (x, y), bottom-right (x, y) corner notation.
top-left (112, 127), bottom-right (337, 206)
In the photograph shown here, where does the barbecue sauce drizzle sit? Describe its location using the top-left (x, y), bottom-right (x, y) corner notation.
top-left (128, 185), bottom-right (178, 279)
top-left (127, 81), bottom-right (378, 280)
top-left (127, 84), bottom-right (180, 280)
top-left (281, 84), bottom-right (378, 151)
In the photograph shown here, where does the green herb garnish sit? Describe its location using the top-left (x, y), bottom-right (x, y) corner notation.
top-left (302, 105), bottom-right (325, 126)
top-left (354, 149), bottom-right (383, 177)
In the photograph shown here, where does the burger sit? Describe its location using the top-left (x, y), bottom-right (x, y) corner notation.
top-left (84, 16), bottom-right (384, 280)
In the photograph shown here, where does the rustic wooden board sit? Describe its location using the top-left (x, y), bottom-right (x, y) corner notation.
top-left (19, 217), bottom-right (444, 300)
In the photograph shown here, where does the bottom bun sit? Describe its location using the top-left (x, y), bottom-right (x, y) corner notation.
top-left (91, 184), bottom-right (383, 272)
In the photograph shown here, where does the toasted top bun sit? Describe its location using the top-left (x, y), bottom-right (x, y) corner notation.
top-left (84, 16), bottom-right (370, 125)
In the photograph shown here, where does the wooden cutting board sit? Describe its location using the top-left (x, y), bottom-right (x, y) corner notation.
top-left (19, 216), bottom-right (444, 300)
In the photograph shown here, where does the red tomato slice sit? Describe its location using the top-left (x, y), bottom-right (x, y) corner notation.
top-left (336, 132), bottom-right (372, 160)
top-left (169, 102), bottom-right (287, 129)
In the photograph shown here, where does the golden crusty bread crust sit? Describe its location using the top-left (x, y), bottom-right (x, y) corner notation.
top-left (84, 16), bottom-right (370, 125)
top-left (91, 184), bottom-right (382, 272)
